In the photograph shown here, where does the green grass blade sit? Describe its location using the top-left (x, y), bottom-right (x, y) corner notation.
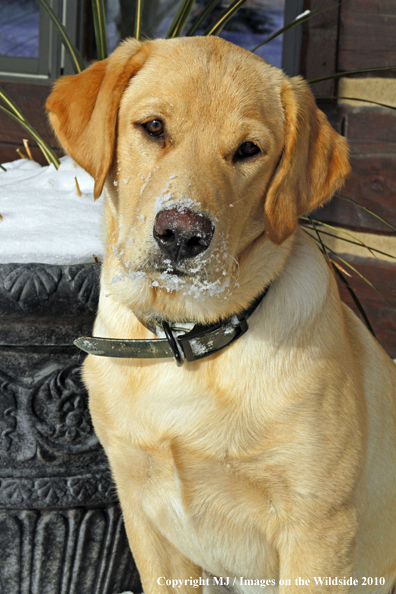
top-left (308, 66), bottom-right (396, 85)
top-left (318, 96), bottom-right (396, 111)
top-left (0, 104), bottom-right (60, 169)
top-left (305, 226), bottom-right (396, 261)
top-left (314, 221), bottom-right (387, 259)
top-left (302, 216), bottom-right (388, 259)
top-left (332, 265), bottom-right (376, 336)
top-left (92, 0), bottom-right (108, 60)
top-left (185, 0), bottom-right (222, 36)
top-left (134, 0), bottom-right (143, 39)
top-left (335, 194), bottom-right (396, 234)
top-left (0, 86), bottom-right (26, 120)
top-left (251, 13), bottom-right (310, 51)
top-left (251, 0), bottom-right (347, 53)
top-left (305, 226), bottom-right (394, 303)
top-left (166, 0), bottom-right (196, 38)
top-left (0, 85), bottom-right (60, 167)
top-left (320, 238), bottom-right (393, 307)
top-left (335, 252), bottom-right (393, 307)
top-left (0, 164), bottom-right (6, 172)
top-left (304, 228), bottom-right (377, 335)
top-left (204, 0), bottom-right (248, 36)
top-left (306, 215), bottom-right (332, 264)
top-left (36, 0), bottom-right (84, 73)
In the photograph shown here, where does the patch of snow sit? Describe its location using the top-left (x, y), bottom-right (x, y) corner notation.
top-left (189, 338), bottom-right (207, 356)
top-left (0, 156), bottom-right (104, 264)
top-left (111, 275), bottom-right (125, 284)
top-left (140, 171), bottom-right (152, 195)
top-left (224, 315), bottom-right (240, 334)
top-left (154, 190), bottom-right (174, 213)
top-left (153, 192), bottom-right (211, 221)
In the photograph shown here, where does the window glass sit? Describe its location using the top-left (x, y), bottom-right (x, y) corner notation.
top-left (106, 0), bottom-right (285, 68)
top-left (0, 0), bottom-right (40, 59)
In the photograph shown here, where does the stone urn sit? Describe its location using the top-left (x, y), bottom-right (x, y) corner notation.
top-left (0, 262), bottom-right (141, 594)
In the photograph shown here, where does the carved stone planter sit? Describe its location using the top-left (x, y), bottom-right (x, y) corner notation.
top-left (0, 263), bottom-right (140, 594)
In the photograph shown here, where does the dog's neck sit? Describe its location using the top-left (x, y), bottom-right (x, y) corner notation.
top-left (74, 284), bottom-right (271, 365)
top-left (133, 284), bottom-right (270, 338)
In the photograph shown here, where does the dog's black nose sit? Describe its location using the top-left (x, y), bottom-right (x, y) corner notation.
top-left (154, 208), bottom-right (214, 262)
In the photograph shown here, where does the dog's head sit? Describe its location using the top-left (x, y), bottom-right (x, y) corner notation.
top-left (47, 37), bottom-right (350, 323)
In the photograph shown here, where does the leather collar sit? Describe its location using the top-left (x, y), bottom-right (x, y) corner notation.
top-left (74, 285), bottom-right (270, 366)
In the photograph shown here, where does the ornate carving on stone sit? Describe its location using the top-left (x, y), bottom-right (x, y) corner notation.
top-left (0, 371), bottom-right (18, 453)
top-left (0, 262), bottom-right (136, 591)
top-left (67, 473), bottom-right (115, 501)
top-left (0, 363), bottom-right (99, 463)
top-left (33, 365), bottom-right (98, 454)
top-left (66, 266), bottom-right (100, 312)
top-left (0, 473), bottom-right (115, 507)
top-left (3, 265), bottom-right (62, 308)
top-left (0, 505), bottom-right (140, 594)
top-left (0, 359), bottom-right (116, 507)
top-left (0, 263), bottom-right (100, 317)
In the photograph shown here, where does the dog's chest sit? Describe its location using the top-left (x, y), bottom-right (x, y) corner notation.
top-left (88, 355), bottom-right (284, 580)
top-left (122, 434), bottom-right (279, 580)
top-left (105, 367), bottom-right (281, 580)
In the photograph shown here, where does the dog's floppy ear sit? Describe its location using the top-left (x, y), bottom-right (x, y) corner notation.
top-left (264, 76), bottom-right (350, 245)
top-left (46, 39), bottom-right (149, 199)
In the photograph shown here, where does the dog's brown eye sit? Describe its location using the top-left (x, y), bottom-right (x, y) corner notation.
top-left (143, 119), bottom-right (164, 137)
top-left (234, 141), bottom-right (261, 161)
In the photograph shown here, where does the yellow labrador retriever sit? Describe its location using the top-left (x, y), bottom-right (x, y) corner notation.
top-left (47, 37), bottom-right (396, 594)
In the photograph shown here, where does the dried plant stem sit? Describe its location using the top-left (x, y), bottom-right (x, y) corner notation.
top-left (23, 139), bottom-right (34, 161)
top-left (75, 176), bottom-right (82, 197)
top-left (16, 148), bottom-right (28, 160)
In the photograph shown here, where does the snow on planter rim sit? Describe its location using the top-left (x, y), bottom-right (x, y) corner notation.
top-left (0, 155), bottom-right (104, 264)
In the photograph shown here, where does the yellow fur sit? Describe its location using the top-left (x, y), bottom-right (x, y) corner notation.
top-left (46, 37), bottom-right (396, 594)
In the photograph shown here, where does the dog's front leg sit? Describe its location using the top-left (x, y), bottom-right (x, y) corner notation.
top-left (277, 511), bottom-right (356, 594)
top-left (122, 512), bottom-right (202, 594)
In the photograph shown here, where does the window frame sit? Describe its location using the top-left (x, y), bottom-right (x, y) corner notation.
top-left (0, 0), bottom-right (304, 83)
top-left (0, 0), bottom-right (80, 82)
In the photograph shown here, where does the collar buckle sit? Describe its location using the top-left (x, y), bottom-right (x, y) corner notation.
top-left (162, 321), bottom-right (184, 367)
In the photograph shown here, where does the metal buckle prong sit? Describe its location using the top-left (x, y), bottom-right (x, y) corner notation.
top-left (162, 321), bottom-right (184, 367)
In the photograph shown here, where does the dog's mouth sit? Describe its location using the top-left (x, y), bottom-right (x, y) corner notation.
top-left (113, 253), bottom-right (233, 302)
top-left (154, 266), bottom-right (188, 277)
top-left (150, 254), bottom-right (212, 279)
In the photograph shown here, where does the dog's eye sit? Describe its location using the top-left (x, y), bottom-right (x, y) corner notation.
top-left (234, 141), bottom-right (261, 161)
top-left (142, 119), bottom-right (165, 137)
